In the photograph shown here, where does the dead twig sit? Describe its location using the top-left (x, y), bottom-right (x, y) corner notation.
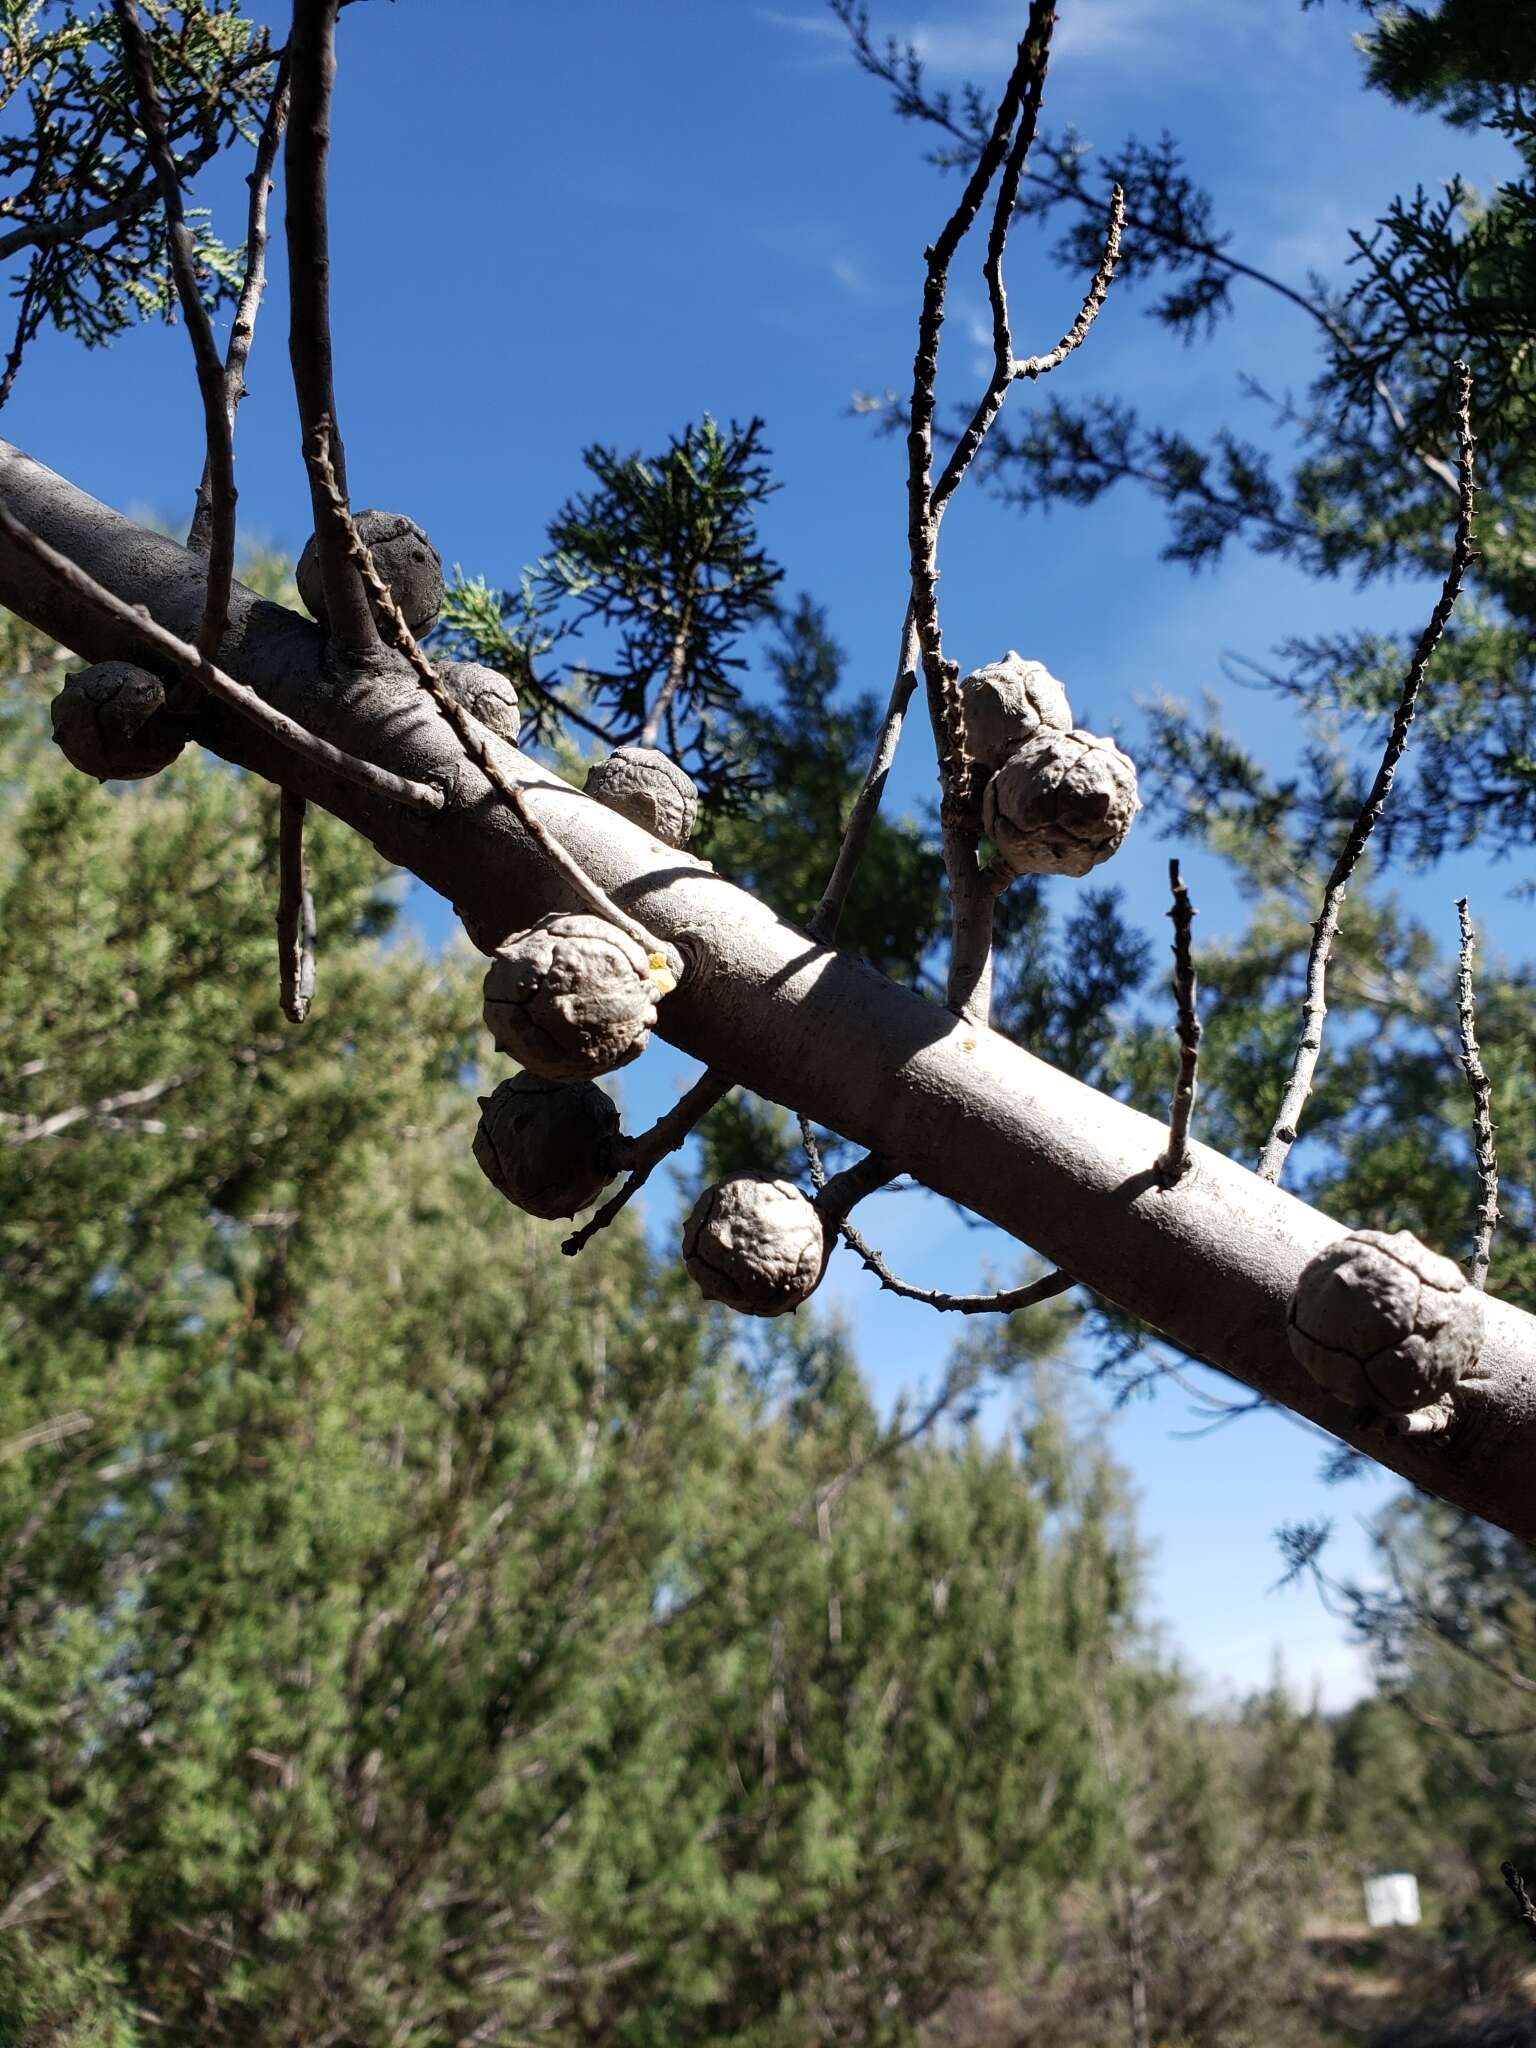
top-left (1501, 1862), bottom-right (1536, 1949)
top-left (1455, 896), bottom-right (1499, 1289)
top-left (112, 0), bottom-right (237, 659)
top-left (0, 494), bottom-right (444, 812)
top-left (1258, 361), bottom-right (1477, 1183)
top-left (277, 792), bottom-right (316, 1022)
top-left (1156, 858), bottom-right (1201, 1184)
top-left (189, 51), bottom-right (290, 553)
top-left (1014, 183), bottom-right (1125, 379)
top-left (310, 427), bottom-right (672, 964)
top-left (285, 0), bottom-right (377, 654)
top-left (562, 1070), bottom-right (734, 1257)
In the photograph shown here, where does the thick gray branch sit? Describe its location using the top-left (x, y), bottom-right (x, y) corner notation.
top-left (4, 438), bottom-right (1536, 1539)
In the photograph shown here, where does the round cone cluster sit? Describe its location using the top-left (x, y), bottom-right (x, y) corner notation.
top-left (473, 1073), bottom-right (621, 1218)
top-left (585, 745), bottom-right (698, 849)
top-left (960, 651), bottom-right (1072, 773)
top-left (1287, 1228), bottom-right (1484, 1413)
top-left (441, 660), bottom-right (521, 744)
top-left (483, 912), bottom-right (673, 1081)
top-left (50, 661), bottom-right (185, 782)
top-left (297, 510), bottom-right (443, 635)
top-left (982, 727), bottom-right (1140, 878)
top-left (682, 1173), bottom-right (827, 1317)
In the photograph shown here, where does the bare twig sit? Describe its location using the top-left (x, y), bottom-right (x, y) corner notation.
top-left (310, 428), bottom-right (673, 963)
top-left (277, 791), bottom-right (316, 1022)
top-left (837, 1213), bottom-right (1074, 1316)
top-left (1014, 183), bottom-right (1125, 379)
top-left (112, 0), bottom-right (237, 658)
top-left (0, 1412), bottom-right (94, 1461)
top-left (561, 1069), bottom-right (733, 1258)
top-left (286, 0), bottom-right (377, 654)
top-left (908, 0), bottom-right (1056, 807)
top-left (1156, 858), bottom-right (1201, 1185)
top-left (809, 1134), bottom-right (1076, 1315)
top-left (1, 1073), bottom-right (186, 1146)
top-left (1258, 362), bottom-right (1477, 1183)
top-left (1501, 1862), bottom-right (1536, 1949)
top-left (189, 52), bottom-right (290, 554)
top-left (814, 124), bottom-right (1115, 961)
top-left (0, 494), bottom-right (444, 812)
top-left (809, 609), bottom-right (919, 944)
top-left (1455, 896), bottom-right (1499, 1289)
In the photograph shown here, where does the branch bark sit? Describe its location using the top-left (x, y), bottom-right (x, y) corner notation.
top-left (4, 437), bottom-right (1536, 1539)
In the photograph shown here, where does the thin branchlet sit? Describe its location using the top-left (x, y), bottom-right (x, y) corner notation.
top-left (1015, 183), bottom-right (1125, 380)
top-left (1455, 897), bottom-right (1499, 1290)
top-left (0, 494), bottom-right (444, 812)
top-left (1502, 1862), bottom-right (1536, 1949)
top-left (1156, 858), bottom-right (1201, 1185)
top-left (562, 1070), bottom-right (734, 1258)
top-left (805, 1125), bottom-right (1073, 1315)
top-left (1258, 362), bottom-right (1478, 1183)
top-left (310, 428), bottom-right (674, 965)
top-left (190, 53), bottom-right (290, 555)
top-left (112, 0), bottom-right (237, 659)
top-left (277, 791), bottom-right (316, 1023)
top-left (908, 0), bottom-right (1056, 810)
top-left (286, 0), bottom-right (377, 655)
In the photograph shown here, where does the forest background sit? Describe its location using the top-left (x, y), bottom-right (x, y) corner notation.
top-left (5, 0), bottom-right (1536, 2041)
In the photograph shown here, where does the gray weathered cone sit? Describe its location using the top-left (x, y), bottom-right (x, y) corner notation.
top-left (585, 745), bottom-right (698, 848)
top-left (681, 1173), bottom-right (828, 1317)
top-left (1287, 1228), bottom-right (1484, 1413)
top-left (482, 912), bottom-right (671, 1081)
top-left (50, 661), bottom-right (185, 782)
top-left (297, 510), bottom-right (443, 635)
top-left (440, 660), bottom-right (521, 745)
top-left (960, 651), bottom-right (1072, 774)
top-left (472, 1073), bottom-right (622, 1219)
top-left (982, 727), bottom-right (1140, 878)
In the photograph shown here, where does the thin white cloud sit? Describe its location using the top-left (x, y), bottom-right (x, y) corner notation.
top-left (763, 0), bottom-right (1309, 85)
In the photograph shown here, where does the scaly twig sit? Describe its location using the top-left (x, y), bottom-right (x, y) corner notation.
top-left (1156, 858), bottom-right (1201, 1185)
top-left (0, 494), bottom-right (444, 812)
top-left (907, 0), bottom-right (1056, 809)
top-left (277, 791), bottom-right (316, 1023)
top-left (1258, 362), bottom-right (1477, 1183)
top-left (562, 1069), bottom-right (734, 1258)
top-left (285, 0), bottom-right (377, 654)
top-left (1455, 897), bottom-right (1499, 1289)
top-left (804, 1123), bottom-right (1074, 1315)
top-left (1501, 1862), bottom-right (1536, 1950)
top-left (189, 51), bottom-right (291, 554)
top-left (112, 0), bottom-right (237, 659)
top-left (1015, 183), bottom-right (1125, 380)
top-left (310, 428), bottom-right (674, 965)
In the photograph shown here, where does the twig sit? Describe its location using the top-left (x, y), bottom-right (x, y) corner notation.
top-left (837, 1214), bottom-right (1074, 1316)
top-left (285, 0), bottom-right (377, 654)
top-left (907, 0), bottom-right (1056, 808)
top-left (809, 608), bottom-right (919, 944)
top-left (1015, 183), bottom-right (1125, 379)
top-left (1501, 1862), bottom-right (1536, 1949)
top-left (309, 428), bottom-right (672, 962)
top-left (810, 1137), bottom-right (1076, 1316)
top-left (0, 1412), bottom-right (94, 1462)
top-left (561, 1069), bottom-right (733, 1257)
top-left (189, 52), bottom-right (290, 554)
top-left (1455, 897), bottom-right (1499, 1289)
top-left (813, 148), bottom-right (1117, 958)
top-left (112, 0), bottom-right (237, 658)
top-left (277, 791), bottom-right (316, 1022)
top-left (1258, 362), bottom-right (1477, 1183)
top-left (0, 494), bottom-right (444, 812)
top-left (1, 1073), bottom-right (186, 1146)
top-left (1155, 858), bottom-right (1201, 1185)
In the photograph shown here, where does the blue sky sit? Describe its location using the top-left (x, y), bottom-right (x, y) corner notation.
top-left (11, 0), bottom-right (1524, 1709)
